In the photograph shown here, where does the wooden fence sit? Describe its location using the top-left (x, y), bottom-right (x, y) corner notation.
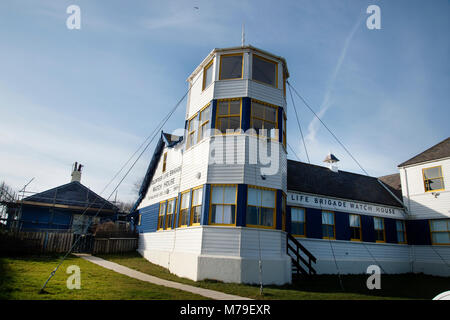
top-left (93, 238), bottom-right (138, 254)
top-left (0, 231), bottom-right (138, 255)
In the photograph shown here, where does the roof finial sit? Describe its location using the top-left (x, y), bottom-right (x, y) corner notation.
top-left (241, 23), bottom-right (245, 47)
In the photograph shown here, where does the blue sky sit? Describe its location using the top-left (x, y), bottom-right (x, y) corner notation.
top-left (0, 0), bottom-right (448, 203)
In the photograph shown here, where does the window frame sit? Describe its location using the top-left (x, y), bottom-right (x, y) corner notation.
top-left (422, 165), bottom-right (445, 192)
top-left (429, 219), bottom-right (450, 245)
top-left (219, 53), bottom-right (244, 80)
top-left (202, 59), bottom-right (214, 91)
top-left (322, 211), bottom-right (336, 240)
top-left (246, 185), bottom-right (277, 230)
top-left (137, 214), bottom-right (142, 226)
top-left (178, 190), bottom-right (191, 228)
top-left (396, 220), bottom-right (407, 244)
top-left (186, 113), bottom-right (198, 149)
top-left (215, 98), bottom-right (242, 134)
top-left (197, 103), bottom-right (211, 143)
top-left (252, 54), bottom-right (278, 88)
top-left (162, 152), bottom-right (167, 173)
top-left (349, 214), bottom-right (362, 241)
top-left (165, 197), bottom-right (177, 230)
top-left (250, 99), bottom-right (279, 141)
top-left (190, 186), bottom-right (203, 226)
top-left (291, 206), bottom-right (306, 237)
top-left (157, 201), bottom-right (167, 231)
top-left (374, 217), bottom-right (386, 243)
top-left (209, 184), bottom-right (238, 226)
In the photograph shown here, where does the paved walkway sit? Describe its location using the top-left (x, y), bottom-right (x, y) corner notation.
top-left (74, 254), bottom-right (251, 300)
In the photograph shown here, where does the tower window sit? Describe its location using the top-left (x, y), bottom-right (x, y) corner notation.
top-left (216, 99), bottom-right (241, 133)
top-left (246, 186), bottom-right (276, 228)
top-left (157, 201), bottom-right (167, 230)
top-left (198, 104), bottom-right (211, 142)
top-left (165, 197), bottom-right (177, 230)
top-left (322, 211), bottom-right (335, 239)
top-left (187, 114), bottom-right (198, 149)
top-left (210, 185), bottom-right (237, 225)
top-left (250, 100), bottom-right (278, 139)
top-left (179, 191), bottom-right (191, 228)
top-left (252, 54), bottom-right (278, 87)
top-left (202, 59), bottom-right (214, 90)
top-left (191, 187), bottom-right (203, 225)
top-left (349, 214), bottom-right (362, 241)
top-left (374, 217), bottom-right (385, 243)
top-left (219, 54), bottom-right (243, 80)
top-left (291, 207), bottom-right (305, 236)
top-left (423, 166), bottom-right (444, 192)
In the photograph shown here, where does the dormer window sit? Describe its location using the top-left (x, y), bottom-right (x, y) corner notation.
top-left (252, 54), bottom-right (278, 87)
top-left (219, 53), bottom-right (243, 80)
top-left (202, 59), bottom-right (214, 90)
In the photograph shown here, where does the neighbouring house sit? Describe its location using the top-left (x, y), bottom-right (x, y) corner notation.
top-left (17, 162), bottom-right (120, 233)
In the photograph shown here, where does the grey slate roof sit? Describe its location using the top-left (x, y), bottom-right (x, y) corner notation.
top-left (398, 137), bottom-right (450, 167)
top-left (23, 181), bottom-right (118, 212)
top-left (378, 173), bottom-right (403, 200)
top-left (287, 160), bottom-right (403, 208)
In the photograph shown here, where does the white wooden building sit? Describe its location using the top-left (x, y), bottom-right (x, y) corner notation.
top-left (132, 46), bottom-right (450, 284)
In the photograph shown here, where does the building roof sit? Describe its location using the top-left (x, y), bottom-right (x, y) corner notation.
top-left (398, 137), bottom-right (450, 167)
top-left (378, 173), bottom-right (403, 200)
top-left (287, 160), bottom-right (403, 208)
top-left (23, 181), bottom-right (118, 212)
top-left (131, 131), bottom-right (182, 213)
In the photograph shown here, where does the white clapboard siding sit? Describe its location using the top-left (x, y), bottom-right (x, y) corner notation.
top-left (400, 158), bottom-right (450, 219)
top-left (179, 140), bottom-right (209, 192)
top-left (248, 80), bottom-right (285, 108)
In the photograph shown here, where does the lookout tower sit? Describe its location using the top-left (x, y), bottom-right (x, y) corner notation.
top-left (134, 46), bottom-right (292, 285)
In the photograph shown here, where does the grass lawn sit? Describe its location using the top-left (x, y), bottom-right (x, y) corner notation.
top-left (100, 252), bottom-right (450, 300)
top-left (0, 254), bottom-right (207, 300)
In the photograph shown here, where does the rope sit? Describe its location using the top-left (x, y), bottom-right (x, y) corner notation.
top-left (39, 75), bottom-right (198, 293)
top-left (287, 84), bottom-right (310, 163)
top-left (287, 81), bottom-right (369, 176)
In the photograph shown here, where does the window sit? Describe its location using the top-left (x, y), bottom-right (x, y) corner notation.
top-left (162, 152), bottom-right (167, 173)
top-left (165, 198), bottom-right (177, 230)
top-left (157, 201), bottom-right (166, 230)
top-left (247, 186), bottom-right (276, 228)
top-left (349, 214), bottom-right (361, 241)
top-left (216, 99), bottom-right (241, 133)
top-left (191, 187), bottom-right (203, 225)
top-left (282, 112), bottom-right (287, 148)
top-left (202, 59), bottom-right (214, 90)
top-left (291, 207), bottom-right (305, 236)
top-left (219, 54), bottom-right (243, 80)
top-left (396, 220), bottom-right (407, 244)
top-left (137, 214), bottom-right (142, 226)
top-left (178, 191), bottom-right (191, 227)
top-left (250, 100), bottom-right (278, 139)
top-left (187, 114), bottom-right (198, 149)
top-left (322, 211), bottom-right (335, 239)
top-left (198, 104), bottom-right (211, 142)
top-left (430, 219), bottom-right (450, 245)
top-left (252, 54), bottom-right (277, 87)
top-left (423, 166), bottom-right (445, 192)
top-left (374, 217), bottom-right (385, 243)
top-left (210, 185), bottom-right (237, 225)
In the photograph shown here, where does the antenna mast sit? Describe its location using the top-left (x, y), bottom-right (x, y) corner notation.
top-left (241, 23), bottom-right (245, 46)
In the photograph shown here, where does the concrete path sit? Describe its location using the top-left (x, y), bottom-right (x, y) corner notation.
top-left (74, 254), bottom-right (252, 300)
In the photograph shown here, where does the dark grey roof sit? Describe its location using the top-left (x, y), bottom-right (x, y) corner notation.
top-left (287, 160), bottom-right (403, 208)
top-left (378, 173), bottom-right (403, 200)
top-left (398, 137), bottom-right (450, 167)
top-left (23, 181), bottom-right (118, 212)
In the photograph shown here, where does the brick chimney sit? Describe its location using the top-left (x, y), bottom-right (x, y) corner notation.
top-left (71, 162), bottom-right (83, 182)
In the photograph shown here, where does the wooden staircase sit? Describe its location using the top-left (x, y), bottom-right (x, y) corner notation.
top-left (286, 233), bottom-right (317, 278)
